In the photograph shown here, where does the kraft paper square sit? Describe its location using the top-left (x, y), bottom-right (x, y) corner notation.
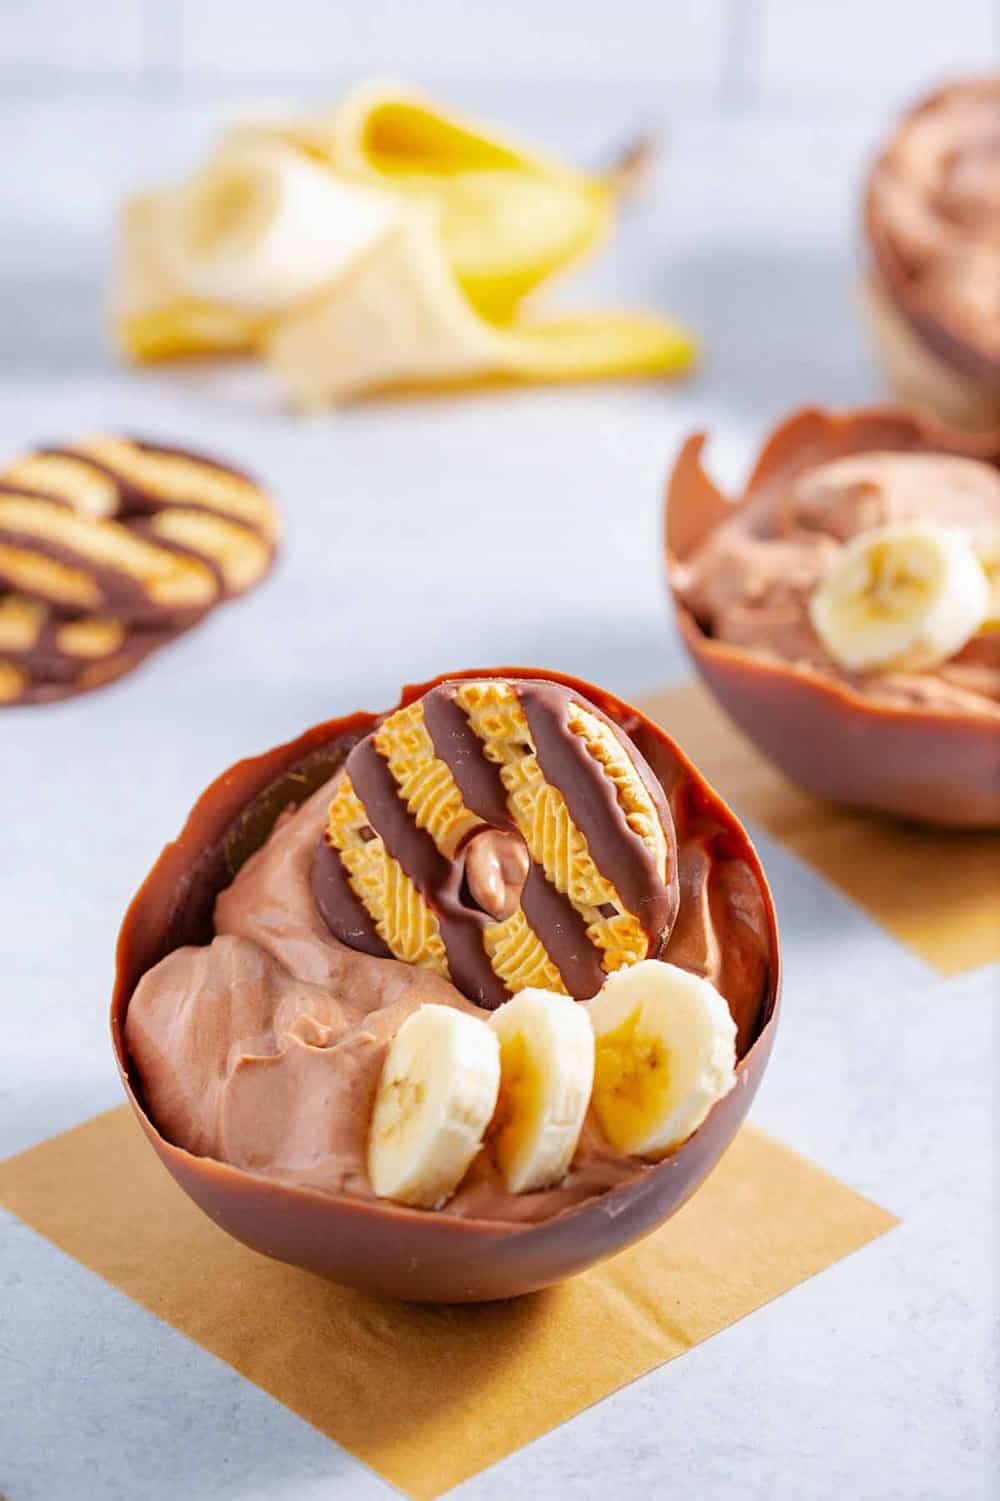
top-left (639, 682), bottom-right (999, 976)
top-left (0, 1107), bottom-right (895, 1500)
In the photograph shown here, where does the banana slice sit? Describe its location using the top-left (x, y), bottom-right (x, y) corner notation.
top-left (488, 990), bottom-right (594, 1193)
top-left (161, 142), bottom-right (400, 313)
top-left (586, 960), bottom-right (736, 1159)
top-left (808, 521), bottom-right (989, 672)
top-left (368, 1003), bottom-right (500, 1209)
top-left (972, 527), bottom-right (1000, 630)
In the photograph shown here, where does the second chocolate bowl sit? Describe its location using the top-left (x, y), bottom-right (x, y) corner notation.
top-left (665, 406), bottom-right (1000, 829)
top-left (112, 667), bottom-right (780, 1303)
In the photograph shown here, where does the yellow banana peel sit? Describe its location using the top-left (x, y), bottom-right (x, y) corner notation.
top-left (113, 81), bottom-right (697, 401)
top-left (235, 82), bottom-right (615, 321)
top-left (265, 209), bottom-right (693, 408)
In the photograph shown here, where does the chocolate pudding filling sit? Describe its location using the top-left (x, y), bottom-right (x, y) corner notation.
top-left (125, 680), bottom-right (773, 1227)
top-left (866, 78), bottom-right (1000, 391)
top-left (674, 450), bottom-right (1000, 719)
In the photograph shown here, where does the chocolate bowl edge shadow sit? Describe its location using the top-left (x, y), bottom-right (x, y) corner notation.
top-left (664, 406), bottom-right (1000, 831)
top-left (111, 666), bottom-right (781, 1303)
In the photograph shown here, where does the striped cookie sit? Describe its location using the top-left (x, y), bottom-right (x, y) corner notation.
top-left (0, 589), bottom-right (175, 695)
top-left (0, 434), bottom-right (278, 625)
top-left (0, 434), bottom-right (279, 707)
top-left (312, 677), bottom-right (680, 1008)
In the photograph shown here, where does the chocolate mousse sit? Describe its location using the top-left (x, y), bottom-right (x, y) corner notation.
top-left (864, 78), bottom-right (1000, 431)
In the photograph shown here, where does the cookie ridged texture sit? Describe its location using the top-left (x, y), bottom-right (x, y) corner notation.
top-left (0, 434), bottom-right (279, 707)
top-left (457, 680), bottom-right (663, 973)
top-left (371, 700), bottom-right (484, 859)
top-left (315, 677), bottom-right (680, 1007)
top-left (326, 772), bottom-right (450, 973)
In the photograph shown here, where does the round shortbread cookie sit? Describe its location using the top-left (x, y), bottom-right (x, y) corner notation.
top-left (0, 590), bottom-right (177, 702)
top-left (0, 434), bottom-right (278, 625)
top-left (312, 677), bottom-right (680, 1008)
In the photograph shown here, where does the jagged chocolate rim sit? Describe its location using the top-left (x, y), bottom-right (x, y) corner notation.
top-left (863, 79), bottom-right (1000, 395)
top-left (665, 404), bottom-right (1000, 734)
top-left (111, 666), bottom-right (780, 1240)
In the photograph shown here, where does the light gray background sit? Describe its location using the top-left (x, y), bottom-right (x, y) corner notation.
top-left (1, 4), bottom-right (998, 1498)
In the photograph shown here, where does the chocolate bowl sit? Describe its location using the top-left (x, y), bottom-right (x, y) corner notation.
top-left (665, 406), bottom-right (1000, 830)
top-left (111, 667), bottom-right (780, 1303)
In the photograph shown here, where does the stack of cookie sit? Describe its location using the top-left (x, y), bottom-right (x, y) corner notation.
top-left (0, 435), bottom-right (279, 705)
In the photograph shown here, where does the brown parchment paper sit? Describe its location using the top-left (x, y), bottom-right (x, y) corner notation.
top-left (0, 1106), bottom-right (894, 1500)
top-left (639, 682), bottom-right (1000, 976)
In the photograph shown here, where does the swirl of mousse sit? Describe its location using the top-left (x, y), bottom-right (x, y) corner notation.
top-left (673, 448), bottom-right (1000, 718)
top-left (865, 78), bottom-right (1000, 426)
top-left (124, 673), bottom-right (772, 1227)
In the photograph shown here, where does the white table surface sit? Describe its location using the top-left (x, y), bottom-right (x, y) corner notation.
top-left (1, 86), bottom-right (997, 1501)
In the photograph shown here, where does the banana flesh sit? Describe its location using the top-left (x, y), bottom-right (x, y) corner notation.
top-left (489, 989), bottom-right (594, 1194)
top-left (587, 960), bottom-right (737, 1159)
top-left (972, 528), bottom-right (1000, 629)
top-left (367, 1003), bottom-right (500, 1210)
top-left (160, 142), bottom-right (400, 314)
top-left (809, 521), bottom-right (990, 672)
top-left (367, 960), bottom-right (738, 1209)
top-left (228, 81), bottom-right (616, 320)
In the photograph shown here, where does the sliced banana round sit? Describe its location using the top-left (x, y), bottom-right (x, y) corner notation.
top-left (971, 527), bottom-right (1000, 630)
top-left (162, 142), bottom-right (400, 314)
top-left (488, 990), bottom-right (594, 1194)
top-left (367, 1003), bottom-right (500, 1210)
top-left (586, 960), bottom-right (736, 1159)
top-left (808, 521), bottom-right (989, 673)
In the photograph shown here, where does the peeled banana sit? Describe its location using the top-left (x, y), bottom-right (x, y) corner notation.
top-left (113, 81), bottom-right (697, 401)
top-left (489, 989), bottom-right (594, 1194)
top-left (586, 960), bottom-right (737, 1159)
top-left (809, 521), bottom-right (989, 672)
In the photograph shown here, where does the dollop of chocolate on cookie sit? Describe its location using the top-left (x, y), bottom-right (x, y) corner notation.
top-left (462, 828), bottom-right (530, 921)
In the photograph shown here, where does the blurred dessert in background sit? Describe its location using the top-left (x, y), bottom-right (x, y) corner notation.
top-left (863, 77), bottom-right (1000, 433)
top-left (113, 83), bottom-right (695, 407)
top-left (666, 407), bottom-right (1000, 827)
top-left (0, 435), bottom-right (279, 705)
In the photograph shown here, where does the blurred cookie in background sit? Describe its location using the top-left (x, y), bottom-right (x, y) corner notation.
top-left (0, 435), bottom-right (279, 705)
